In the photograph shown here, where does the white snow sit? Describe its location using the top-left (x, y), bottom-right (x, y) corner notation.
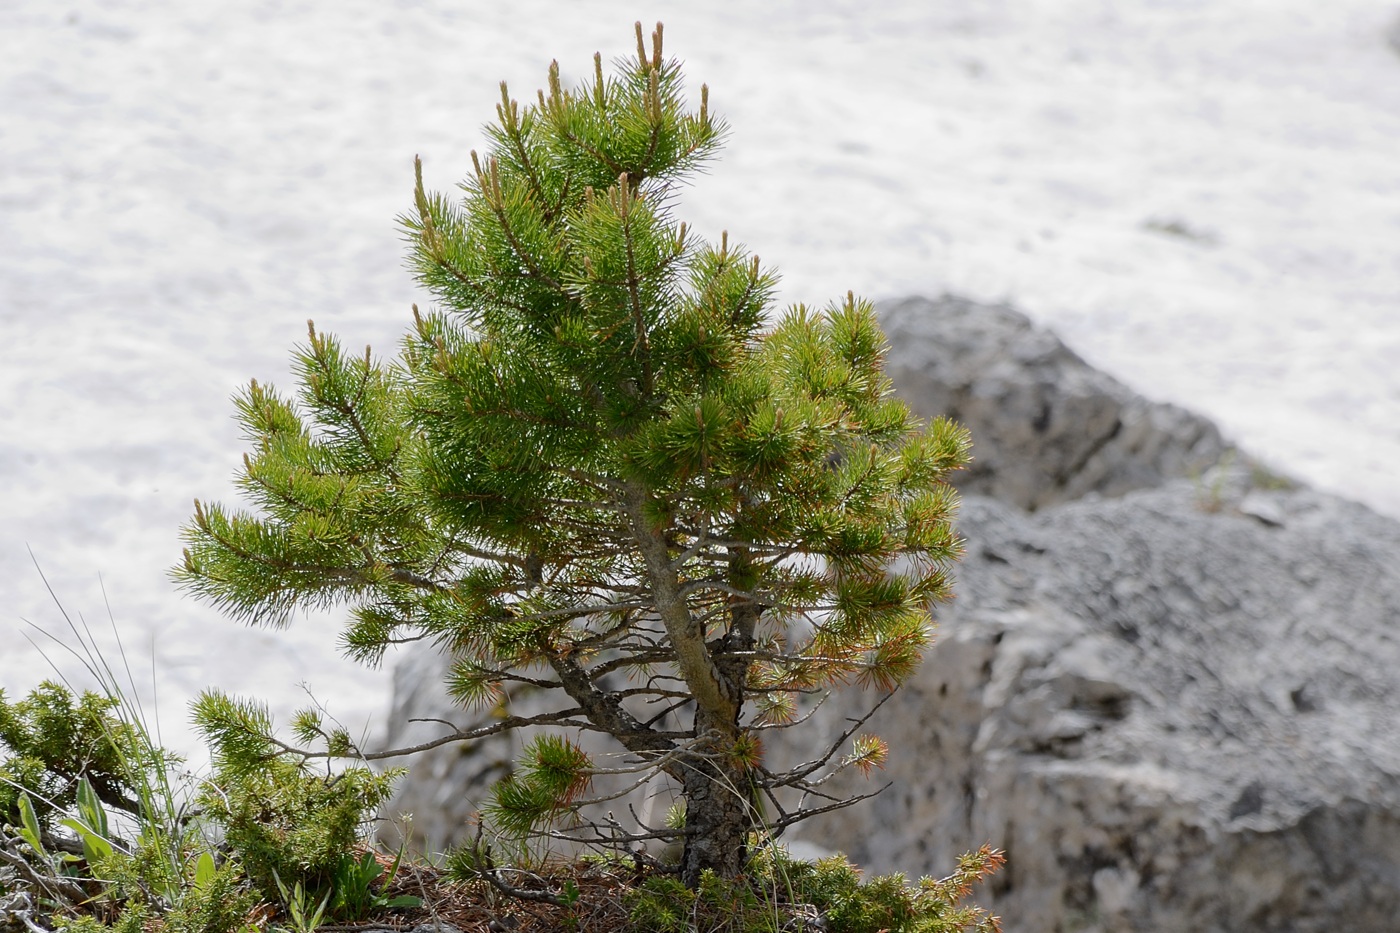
top-left (3, 0), bottom-right (1399, 757)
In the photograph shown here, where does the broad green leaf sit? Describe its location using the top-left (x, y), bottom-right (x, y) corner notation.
top-left (75, 776), bottom-right (109, 837)
top-left (60, 816), bottom-right (114, 865)
top-left (193, 850), bottom-right (217, 889)
top-left (16, 792), bottom-right (45, 855)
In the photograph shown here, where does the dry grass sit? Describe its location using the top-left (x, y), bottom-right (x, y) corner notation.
top-left (321, 859), bottom-right (638, 933)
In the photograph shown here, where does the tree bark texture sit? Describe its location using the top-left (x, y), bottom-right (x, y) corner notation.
top-left (679, 707), bottom-right (752, 885)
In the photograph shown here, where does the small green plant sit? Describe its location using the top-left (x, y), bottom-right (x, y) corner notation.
top-left (1, 678), bottom-right (242, 930)
top-left (1249, 460), bottom-right (1295, 491)
top-left (272, 871), bottom-right (332, 933)
top-left (0, 682), bottom-right (144, 834)
top-left (1191, 450), bottom-right (1237, 514)
top-left (0, 587), bottom-right (388, 933)
top-left (2, 697), bottom-right (203, 930)
top-left (62, 777), bottom-right (117, 870)
top-left (191, 689), bottom-right (405, 920)
top-left (621, 844), bottom-right (1005, 933)
top-left (12, 789), bottom-right (47, 856)
top-left (624, 874), bottom-right (700, 933)
top-left (0, 583), bottom-right (228, 931)
top-left (2, 674), bottom-right (408, 932)
top-left (325, 848), bottom-right (422, 920)
top-left (160, 855), bottom-right (260, 933)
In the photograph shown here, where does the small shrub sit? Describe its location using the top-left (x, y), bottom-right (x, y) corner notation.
top-left (192, 689), bottom-right (403, 917)
top-left (620, 844), bottom-right (1004, 933)
top-left (159, 858), bottom-right (260, 933)
top-left (625, 875), bottom-right (696, 933)
top-left (1, 678), bottom-right (406, 932)
top-left (0, 683), bottom-right (143, 832)
top-left (0, 680), bottom-right (264, 933)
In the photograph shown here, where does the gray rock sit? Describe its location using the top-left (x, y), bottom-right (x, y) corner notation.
top-left (774, 480), bottom-right (1400, 931)
top-left (879, 296), bottom-right (1227, 510)
top-left (377, 645), bottom-right (510, 855)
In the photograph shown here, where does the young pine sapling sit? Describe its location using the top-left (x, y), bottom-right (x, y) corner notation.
top-left (176, 23), bottom-right (970, 887)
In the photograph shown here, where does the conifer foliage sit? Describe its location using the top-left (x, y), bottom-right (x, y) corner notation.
top-left (176, 23), bottom-right (971, 886)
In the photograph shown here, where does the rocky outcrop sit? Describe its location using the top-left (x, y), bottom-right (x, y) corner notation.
top-left (380, 295), bottom-right (1400, 930)
top-left (880, 296), bottom-right (1225, 510)
top-left (771, 475), bottom-right (1400, 931)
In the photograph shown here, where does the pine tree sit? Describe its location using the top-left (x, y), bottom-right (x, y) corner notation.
top-left (175, 23), bottom-right (970, 886)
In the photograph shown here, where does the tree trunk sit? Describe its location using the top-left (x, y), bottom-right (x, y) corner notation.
top-left (625, 486), bottom-right (760, 883)
top-left (678, 707), bottom-right (752, 885)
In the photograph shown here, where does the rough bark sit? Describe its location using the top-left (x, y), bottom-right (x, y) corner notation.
top-left (678, 705), bottom-right (751, 885)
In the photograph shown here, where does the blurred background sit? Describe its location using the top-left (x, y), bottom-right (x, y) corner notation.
top-left (2, 0), bottom-right (1399, 755)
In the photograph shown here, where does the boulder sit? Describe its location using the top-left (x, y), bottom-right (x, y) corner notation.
top-left (772, 476), bottom-right (1400, 931)
top-left (880, 295), bottom-right (1225, 510)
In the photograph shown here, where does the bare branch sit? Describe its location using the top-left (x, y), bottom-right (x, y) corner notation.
top-left (756, 691), bottom-right (895, 789)
top-left (0, 837), bottom-right (89, 907)
top-left (765, 783), bottom-right (892, 835)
